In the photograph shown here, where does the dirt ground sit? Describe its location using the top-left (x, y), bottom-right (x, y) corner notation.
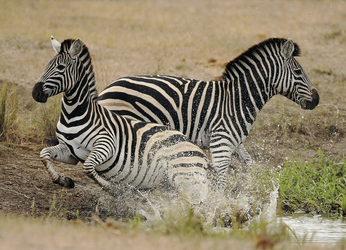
top-left (0, 146), bottom-right (98, 219)
top-left (0, 0), bottom-right (345, 248)
top-left (0, 144), bottom-right (155, 221)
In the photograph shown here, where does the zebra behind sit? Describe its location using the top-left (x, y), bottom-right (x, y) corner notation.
top-left (97, 38), bottom-right (319, 189)
top-left (32, 37), bottom-right (208, 205)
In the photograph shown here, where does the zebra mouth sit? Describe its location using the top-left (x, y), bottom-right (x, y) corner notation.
top-left (32, 82), bottom-right (48, 103)
top-left (301, 88), bottom-right (319, 110)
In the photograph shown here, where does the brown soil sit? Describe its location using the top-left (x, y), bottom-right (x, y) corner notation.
top-left (0, 146), bottom-right (99, 219)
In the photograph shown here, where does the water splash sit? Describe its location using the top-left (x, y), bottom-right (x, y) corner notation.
top-left (261, 180), bottom-right (279, 223)
top-left (95, 161), bottom-right (280, 232)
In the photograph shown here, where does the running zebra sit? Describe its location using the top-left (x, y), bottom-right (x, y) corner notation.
top-left (97, 38), bottom-right (319, 189)
top-left (32, 37), bottom-right (208, 205)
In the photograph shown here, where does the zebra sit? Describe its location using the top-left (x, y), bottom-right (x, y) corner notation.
top-left (32, 37), bottom-right (209, 205)
top-left (96, 38), bottom-right (319, 190)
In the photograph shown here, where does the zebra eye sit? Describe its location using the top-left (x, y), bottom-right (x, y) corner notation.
top-left (57, 64), bottom-right (65, 70)
top-left (293, 68), bottom-right (303, 75)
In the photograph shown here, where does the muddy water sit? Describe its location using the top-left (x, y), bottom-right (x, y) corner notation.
top-left (278, 214), bottom-right (346, 243)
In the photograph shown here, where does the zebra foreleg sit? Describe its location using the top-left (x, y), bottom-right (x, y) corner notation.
top-left (209, 146), bottom-right (233, 193)
top-left (231, 144), bottom-right (254, 172)
top-left (213, 161), bottom-right (230, 192)
top-left (40, 144), bottom-right (78, 188)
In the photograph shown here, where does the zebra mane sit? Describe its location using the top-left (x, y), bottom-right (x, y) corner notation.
top-left (222, 38), bottom-right (301, 79)
top-left (59, 39), bottom-right (98, 100)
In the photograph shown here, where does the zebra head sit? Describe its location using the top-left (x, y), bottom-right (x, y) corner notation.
top-left (275, 39), bottom-right (319, 110)
top-left (32, 37), bottom-right (84, 103)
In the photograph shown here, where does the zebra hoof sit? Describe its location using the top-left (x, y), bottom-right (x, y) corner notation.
top-left (63, 177), bottom-right (75, 188)
top-left (54, 176), bottom-right (75, 188)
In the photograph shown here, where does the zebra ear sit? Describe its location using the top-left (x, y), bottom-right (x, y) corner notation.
top-left (281, 39), bottom-right (295, 59)
top-left (51, 36), bottom-right (61, 53)
top-left (69, 38), bottom-right (83, 58)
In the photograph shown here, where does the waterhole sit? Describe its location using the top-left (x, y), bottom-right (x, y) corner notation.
top-left (278, 214), bottom-right (346, 243)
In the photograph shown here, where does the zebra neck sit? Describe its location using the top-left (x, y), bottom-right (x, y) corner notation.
top-left (222, 69), bottom-right (273, 125)
top-left (87, 73), bottom-right (98, 101)
top-left (62, 71), bottom-right (94, 116)
top-left (78, 45), bottom-right (98, 100)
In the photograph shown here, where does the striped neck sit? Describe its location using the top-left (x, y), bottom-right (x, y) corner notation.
top-left (60, 39), bottom-right (98, 101)
top-left (220, 39), bottom-right (290, 121)
top-left (62, 62), bottom-right (93, 117)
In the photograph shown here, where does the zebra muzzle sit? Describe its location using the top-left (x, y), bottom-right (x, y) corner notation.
top-left (303, 88), bottom-right (319, 110)
top-left (32, 82), bottom-right (48, 103)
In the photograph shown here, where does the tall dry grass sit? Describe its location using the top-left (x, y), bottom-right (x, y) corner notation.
top-left (34, 95), bottom-right (61, 140)
top-left (0, 83), bottom-right (18, 143)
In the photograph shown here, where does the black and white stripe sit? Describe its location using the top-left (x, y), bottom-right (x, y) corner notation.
top-left (32, 38), bottom-right (208, 204)
top-left (97, 38), bottom-right (319, 189)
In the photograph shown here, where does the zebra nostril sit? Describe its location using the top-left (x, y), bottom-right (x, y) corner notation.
top-left (304, 89), bottom-right (319, 110)
top-left (312, 89), bottom-right (319, 103)
top-left (32, 88), bottom-right (39, 100)
top-left (32, 82), bottom-right (48, 103)
top-left (310, 88), bottom-right (319, 108)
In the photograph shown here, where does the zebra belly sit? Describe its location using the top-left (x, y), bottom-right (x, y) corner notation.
top-left (57, 136), bottom-right (92, 162)
top-left (56, 122), bottom-right (101, 162)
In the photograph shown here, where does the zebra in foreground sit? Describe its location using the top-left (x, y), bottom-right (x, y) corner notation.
top-left (32, 37), bottom-right (208, 205)
top-left (97, 38), bottom-right (319, 189)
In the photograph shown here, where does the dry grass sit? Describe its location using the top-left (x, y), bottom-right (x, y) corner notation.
top-left (0, 82), bottom-right (18, 142)
top-left (0, 0), bottom-right (345, 248)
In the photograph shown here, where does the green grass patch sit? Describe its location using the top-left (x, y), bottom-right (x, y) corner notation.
top-left (279, 150), bottom-right (346, 217)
